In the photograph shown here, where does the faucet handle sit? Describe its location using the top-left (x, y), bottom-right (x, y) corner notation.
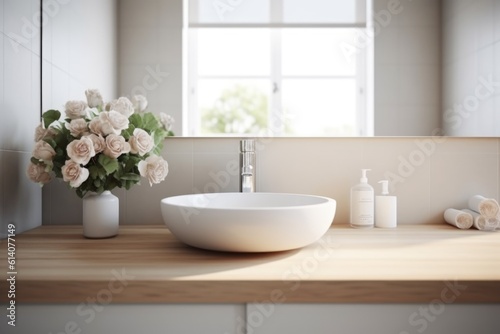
top-left (240, 139), bottom-right (255, 152)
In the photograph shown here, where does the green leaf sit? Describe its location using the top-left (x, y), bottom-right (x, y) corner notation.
top-left (89, 165), bottom-right (100, 180)
top-left (42, 109), bottom-right (61, 128)
top-left (76, 188), bottom-right (85, 199)
top-left (129, 113), bottom-right (142, 128)
top-left (120, 173), bottom-right (140, 181)
top-left (98, 155), bottom-right (119, 175)
top-left (142, 112), bottom-right (160, 131)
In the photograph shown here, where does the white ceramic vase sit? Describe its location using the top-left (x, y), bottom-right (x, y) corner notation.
top-left (82, 191), bottom-right (119, 238)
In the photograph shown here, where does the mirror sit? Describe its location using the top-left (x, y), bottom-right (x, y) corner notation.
top-left (41, 0), bottom-right (500, 137)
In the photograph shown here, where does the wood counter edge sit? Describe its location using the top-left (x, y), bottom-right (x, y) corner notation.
top-left (2, 280), bottom-right (499, 304)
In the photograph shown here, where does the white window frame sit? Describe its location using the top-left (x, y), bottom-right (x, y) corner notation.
top-left (185, 0), bottom-right (371, 136)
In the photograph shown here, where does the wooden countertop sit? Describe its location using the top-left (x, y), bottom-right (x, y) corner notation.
top-left (1, 225), bottom-right (499, 303)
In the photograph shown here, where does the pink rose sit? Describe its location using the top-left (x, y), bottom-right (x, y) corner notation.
top-left (67, 136), bottom-right (95, 165)
top-left (108, 97), bottom-right (134, 117)
top-left (32, 140), bottom-right (56, 161)
top-left (65, 100), bottom-right (87, 119)
top-left (99, 111), bottom-right (129, 136)
top-left (26, 162), bottom-right (52, 184)
top-left (86, 134), bottom-right (106, 154)
top-left (34, 123), bottom-right (57, 142)
top-left (138, 155), bottom-right (169, 186)
top-left (131, 95), bottom-right (148, 113)
top-left (85, 89), bottom-right (104, 109)
top-left (104, 134), bottom-right (130, 159)
top-left (66, 118), bottom-right (89, 137)
top-left (129, 128), bottom-right (154, 156)
top-left (62, 160), bottom-right (89, 188)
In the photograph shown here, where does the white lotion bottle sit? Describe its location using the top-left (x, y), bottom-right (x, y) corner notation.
top-left (375, 180), bottom-right (397, 228)
top-left (350, 169), bottom-right (374, 228)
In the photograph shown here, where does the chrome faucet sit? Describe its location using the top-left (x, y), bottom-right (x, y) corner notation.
top-left (239, 139), bottom-right (256, 192)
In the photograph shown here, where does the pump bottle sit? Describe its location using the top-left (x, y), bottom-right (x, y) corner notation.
top-left (375, 180), bottom-right (397, 228)
top-left (350, 169), bottom-right (374, 228)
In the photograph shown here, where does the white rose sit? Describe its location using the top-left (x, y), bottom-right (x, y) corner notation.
top-left (88, 117), bottom-right (104, 135)
top-left (99, 110), bottom-right (129, 135)
top-left (131, 95), bottom-right (148, 113)
top-left (138, 155), bottom-right (169, 186)
top-left (67, 136), bottom-right (95, 165)
top-left (26, 162), bottom-right (52, 184)
top-left (104, 134), bottom-right (130, 159)
top-left (108, 97), bottom-right (134, 117)
top-left (34, 123), bottom-right (57, 142)
top-left (85, 89), bottom-right (104, 109)
top-left (86, 134), bottom-right (106, 154)
top-left (62, 160), bottom-right (89, 188)
top-left (129, 128), bottom-right (154, 156)
top-left (159, 112), bottom-right (174, 131)
top-left (65, 100), bottom-right (88, 119)
top-left (32, 140), bottom-right (56, 161)
top-left (65, 118), bottom-right (88, 137)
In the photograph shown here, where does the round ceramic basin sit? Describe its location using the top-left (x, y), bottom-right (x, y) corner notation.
top-left (160, 192), bottom-right (336, 252)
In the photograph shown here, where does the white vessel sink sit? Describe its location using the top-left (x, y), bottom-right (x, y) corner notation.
top-left (160, 192), bottom-right (336, 252)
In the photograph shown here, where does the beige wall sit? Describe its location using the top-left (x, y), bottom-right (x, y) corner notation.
top-left (43, 136), bottom-right (500, 226)
top-left (0, 0), bottom-right (42, 236)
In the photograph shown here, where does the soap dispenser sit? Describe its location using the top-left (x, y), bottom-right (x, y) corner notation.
top-left (350, 169), bottom-right (374, 228)
top-left (375, 180), bottom-right (397, 228)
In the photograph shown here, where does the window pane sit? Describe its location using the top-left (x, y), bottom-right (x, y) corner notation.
top-left (198, 79), bottom-right (270, 135)
top-left (193, 0), bottom-right (270, 24)
top-left (282, 28), bottom-right (356, 76)
top-left (282, 79), bottom-right (357, 136)
top-left (283, 0), bottom-right (361, 24)
top-left (197, 29), bottom-right (270, 76)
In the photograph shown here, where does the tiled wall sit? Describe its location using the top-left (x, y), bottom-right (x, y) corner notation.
top-left (442, 0), bottom-right (500, 136)
top-left (42, 136), bottom-right (500, 226)
top-left (374, 0), bottom-right (441, 136)
top-left (0, 0), bottom-right (42, 236)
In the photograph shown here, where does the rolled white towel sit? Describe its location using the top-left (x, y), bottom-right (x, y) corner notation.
top-left (462, 209), bottom-right (499, 231)
top-left (468, 195), bottom-right (500, 219)
top-left (444, 208), bottom-right (473, 229)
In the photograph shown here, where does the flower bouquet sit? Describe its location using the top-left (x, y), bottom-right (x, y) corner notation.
top-left (27, 89), bottom-right (174, 198)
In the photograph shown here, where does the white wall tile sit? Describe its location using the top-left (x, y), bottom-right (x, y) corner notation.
top-left (1, 151), bottom-right (42, 235)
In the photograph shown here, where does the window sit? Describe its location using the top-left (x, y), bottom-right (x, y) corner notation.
top-left (186, 0), bottom-right (370, 136)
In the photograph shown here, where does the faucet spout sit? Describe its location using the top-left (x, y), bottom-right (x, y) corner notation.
top-left (239, 139), bottom-right (256, 192)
